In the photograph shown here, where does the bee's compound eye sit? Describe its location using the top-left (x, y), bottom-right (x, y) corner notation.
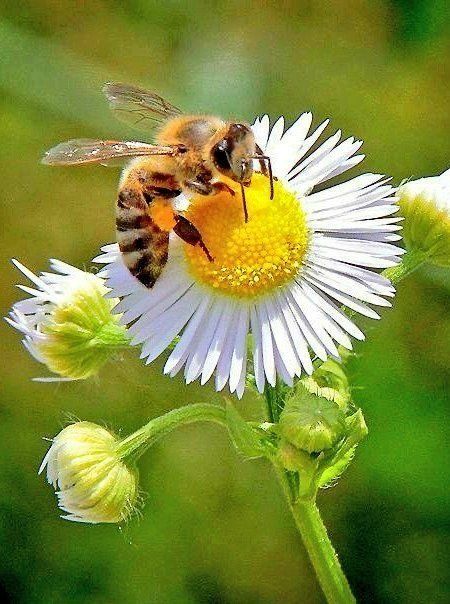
top-left (212, 140), bottom-right (231, 171)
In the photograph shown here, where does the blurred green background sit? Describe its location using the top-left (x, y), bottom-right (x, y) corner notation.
top-left (1, 1), bottom-right (449, 602)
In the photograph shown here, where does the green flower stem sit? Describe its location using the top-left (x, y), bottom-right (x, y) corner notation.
top-left (266, 384), bottom-right (354, 603)
top-left (277, 471), bottom-right (356, 604)
top-left (115, 403), bottom-right (227, 463)
top-left (382, 248), bottom-right (429, 284)
top-left (264, 381), bottom-right (285, 422)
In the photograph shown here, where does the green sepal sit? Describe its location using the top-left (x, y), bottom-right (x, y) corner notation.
top-left (306, 355), bottom-right (352, 411)
top-left (277, 438), bottom-right (318, 474)
top-left (317, 409), bottom-right (368, 489)
top-left (342, 409), bottom-right (368, 450)
top-left (318, 446), bottom-right (356, 488)
top-left (225, 402), bottom-right (267, 459)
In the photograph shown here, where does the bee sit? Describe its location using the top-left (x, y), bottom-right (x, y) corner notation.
top-left (43, 83), bottom-right (273, 288)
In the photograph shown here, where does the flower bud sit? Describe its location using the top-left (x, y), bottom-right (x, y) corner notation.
top-left (39, 422), bottom-right (139, 523)
top-left (302, 356), bottom-right (352, 411)
top-left (398, 168), bottom-right (450, 266)
top-left (5, 259), bottom-right (129, 380)
top-left (279, 383), bottom-right (347, 454)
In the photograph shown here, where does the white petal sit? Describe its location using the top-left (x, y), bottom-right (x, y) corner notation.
top-left (283, 112), bottom-right (313, 148)
top-left (11, 259), bottom-right (49, 292)
top-left (255, 303), bottom-right (276, 386)
top-left (313, 234), bottom-right (404, 256)
top-left (229, 306), bottom-right (250, 393)
top-left (251, 114), bottom-right (270, 150)
top-left (292, 119), bottom-right (330, 170)
top-left (304, 265), bottom-right (392, 306)
top-left (123, 278), bottom-right (193, 326)
top-left (300, 282), bottom-right (364, 340)
top-left (215, 307), bottom-right (243, 392)
top-left (276, 291), bottom-right (313, 374)
top-left (310, 250), bottom-right (398, 274)
top-left (200, 299), bottom-right (237, 385)
top-left (173, 299), bottom-right (224, 382)
top-left (289, 129), bottom-right (342, 181)
top-left (306, 173), bottom-right (386, 202)
top-left (235, 363), bottom-right (247, 399)
top-left (265, 116), bottom-right (285, 155)
top-left (273, 346), bottom-right (294, 387)
top-left (302, 274), bottom-right (380, 319)
top-left (264, 298), bottom-right (300, 378)
top-left (289, 284), bottom-right (339, 356)
top-left (136, 287), bottom-right (202, 356)
top-left (250, 305), bottom-right (266, 393)
top-left (162, 294), bottom-right (213, 379)
top-left (317, 155), bottom-right (364, 183)
top-left (285, 291), bottom-right (328, 361)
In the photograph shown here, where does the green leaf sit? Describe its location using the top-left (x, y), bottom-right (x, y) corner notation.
top-left (225, 402), bottom-right (266, 459)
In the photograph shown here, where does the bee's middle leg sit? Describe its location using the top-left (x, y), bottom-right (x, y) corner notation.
top-left (173, 215), bottom-right (214, 262)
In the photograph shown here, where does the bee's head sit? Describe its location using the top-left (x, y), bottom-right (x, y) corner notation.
top-left (211, 123), bottom-right (255, 185)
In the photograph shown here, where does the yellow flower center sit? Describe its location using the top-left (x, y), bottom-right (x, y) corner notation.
top-left (184, 173), bottom-right (309, 298)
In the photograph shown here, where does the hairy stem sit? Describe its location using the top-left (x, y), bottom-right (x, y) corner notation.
top-left (382, 248), bottom-right (429, 284)
top-left (276, 468), bottom-right (355, 603)
top-left (266, 384), bottom-right (355, 603)
top-left (116, 403), bottom-right (227, 463)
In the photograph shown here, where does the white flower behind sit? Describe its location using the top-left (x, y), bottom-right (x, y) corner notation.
top-left (398, 168), bottom-right (450, 266)
top-left (6, 259), bottom-right (129, 380)
top-left (95, 113), bottom-right (404, 397)
top-left (400, 168), bottom-right (450, 212)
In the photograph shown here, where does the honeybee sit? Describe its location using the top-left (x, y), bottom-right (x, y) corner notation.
top-left (43, 83), bottom-right (273, 287)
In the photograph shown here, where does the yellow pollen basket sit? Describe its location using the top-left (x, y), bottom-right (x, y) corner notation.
top-left (184, 173), bottom-right (309, 298)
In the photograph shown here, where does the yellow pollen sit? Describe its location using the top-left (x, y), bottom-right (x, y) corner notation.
top-left (184, 173), bottom-right (309, 298)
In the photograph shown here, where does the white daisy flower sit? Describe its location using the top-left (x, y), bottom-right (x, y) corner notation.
top-left (94, 114), bottom-right (403, 398)
top-left (5, 259), bottom-right (129, 380)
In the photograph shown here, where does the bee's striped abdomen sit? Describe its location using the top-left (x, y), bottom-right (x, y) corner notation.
top-left (116, 179), bottom-right (179, 288)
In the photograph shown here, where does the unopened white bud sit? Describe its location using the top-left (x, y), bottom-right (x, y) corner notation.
top-left (39, 422), bottom-right (139, 524)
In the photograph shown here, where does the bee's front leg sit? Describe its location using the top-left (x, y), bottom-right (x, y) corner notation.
top-left (185, 180), bottom-right (235, 197)
top-left (173, 215), bottom-right (214, 262)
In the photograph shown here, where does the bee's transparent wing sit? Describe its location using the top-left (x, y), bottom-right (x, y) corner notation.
top-left (103, 82), bottom-right (183, 133)
top-left (42, 139), bottom-right (178, 166)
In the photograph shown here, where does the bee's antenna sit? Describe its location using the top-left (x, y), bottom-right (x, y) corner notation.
top-left (240, 182), bottom-right (249, 223)
top-left (266, 156), bottom-right (274, 200)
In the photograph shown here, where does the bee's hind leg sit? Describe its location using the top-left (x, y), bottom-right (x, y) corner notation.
top-left (173, 215), bottom-right (214, 262)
